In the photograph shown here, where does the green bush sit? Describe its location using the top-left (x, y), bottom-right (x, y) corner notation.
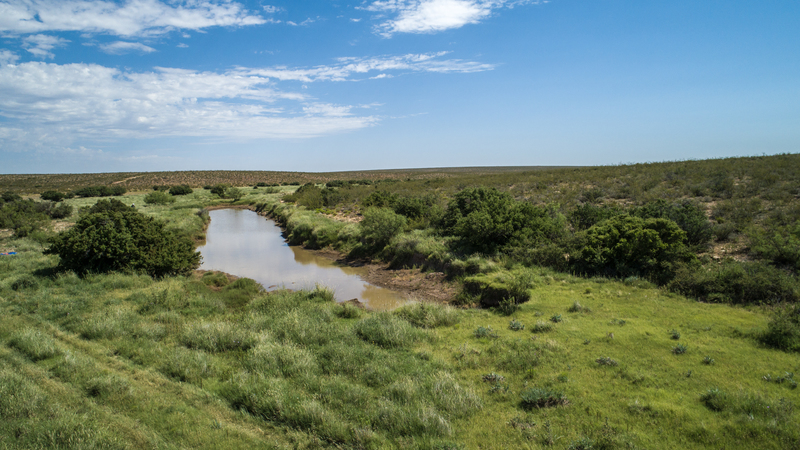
top-left (668, 259), bottom-right (799, 305)
top-left (748, 223), bottom-right (800, 271)
top-left (210, 183), bottom-right (229, 196)
top-left (571, 215), bottom-right (691, 283)
top-left (761, 304), bottom-right (800, 352)
top-left (569, 203), bottom-right (623, 231)
top-left (168, 185), bottom-right (193, 196)
top-left (634, 199), bottom-right (713, 248)
top-left (224, 187), bottom-right (244, 201)
top-left (46, 207), bottom-right (200, 277)
top-left (72, 185), bottom-right (126, 198)
top-left (144, 191), bottom-right (176, 205)
top-left (40, 190), bottom-right (67, 202)
top-left (360, 207), bottom-right (406, 249)
top-left (440, 187), bottom-right (565, 253)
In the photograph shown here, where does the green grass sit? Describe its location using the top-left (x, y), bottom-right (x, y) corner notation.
top-left (1, 232), bottom-right (800, 448)
top-left (2, 155), bottom-right (800, 448)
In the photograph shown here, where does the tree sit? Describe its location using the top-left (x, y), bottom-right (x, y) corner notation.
top-left (46, 208), bottom-right (200, 277)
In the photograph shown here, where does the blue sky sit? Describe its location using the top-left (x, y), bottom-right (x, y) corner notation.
top-left (0, 0), bottom-right (798, 173)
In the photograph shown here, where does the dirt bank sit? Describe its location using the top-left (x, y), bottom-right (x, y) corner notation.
top-left (311, 248), bottom-right (459, 303)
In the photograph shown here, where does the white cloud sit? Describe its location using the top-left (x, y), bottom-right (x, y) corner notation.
top-left (0, 51), bottom-right (494, 150)
top-left (262, 5), bottom-right (282, 14)
top-left (0, 61), bottom-right (377, 146)
top-left (22, 34), bottom-right (69, 58)
top-left (99, 41), bottom-right (156, 54)
top-left (364, 0), bottom-right (537, 36)
top-left (0, 49), bottom-right (19, 65)
top-left (177, 43), bottom-right (188, 48)
top-left (0, 0), bottom-right (266, 37)
top-left (241, 52), bottom-right (494, 82)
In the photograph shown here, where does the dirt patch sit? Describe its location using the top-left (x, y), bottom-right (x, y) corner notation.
top-left (312, 251), bottom-right (458, 303)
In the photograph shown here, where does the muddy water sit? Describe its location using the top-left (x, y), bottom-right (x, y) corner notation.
top-left (198, 209), bottom-right (410, 310)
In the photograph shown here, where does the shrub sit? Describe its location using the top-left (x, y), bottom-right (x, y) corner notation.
top-left (761, 304), bottom-right (800, 352)
top-left (46, 207), bottom-right (200, 277)
top-left (520, 387), bottom-right (568, 409)
top-left (634, 199), bottom-right (713, 248)
top-left (748, 223), bottom-right (800, 271)
top-left (40, 190), bottom-right (66, 202)
top-left (144, 191), bottom-right (176, 205)
top-left (473, 326), bottom-right (498, 339)
top-left (669, 329), bottom-right (681, 340)
top-left (550, 314), bottom-right (563, 323)
top-left (508, 319), bottom-right (525, 331)
top-left (210, 183), bottom-right (229, 196)
top-left (672, 344), bottom-right (688, 354)
top-left (571, 215), bottom-right (691, 283)
top-left (569, 203), bottom-right (623, 231)
top-left (224, 187), bottom-right (244, 201)
top-left (168, 185), bottom-right (193, 196)
top-left (360, 207), bottom-right (406, 249)
top-left (72, 185), bottom-right (126, 198)
top-left (439, 187), bottom-right (566, 253)
top-left (668, 259), bottom-right (799, 305)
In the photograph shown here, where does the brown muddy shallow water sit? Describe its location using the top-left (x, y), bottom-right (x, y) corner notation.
top-left (198, 209), bottom-right (411, 310)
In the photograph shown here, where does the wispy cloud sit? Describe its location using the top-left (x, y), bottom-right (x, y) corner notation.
top-left (364, 0), bottom-right (539, 36)
top-left (22, 34), bottom-right (69, 58)
top-left (0, 0), bottom-right (266, 37)
top-left (241, 52), bottom-right (494, 82)
top-left (99, 41), bottom-right (156, 54)
top-left (0, 51), bottom-right (493, 150)
top-left (0, 61), bottom-right (376, 146)
top-left (0, 49), bottom-right (19, 65)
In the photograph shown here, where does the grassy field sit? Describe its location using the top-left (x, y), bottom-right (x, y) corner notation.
top-left (1, 155), bottom-right (800, 448)
top-left (1, 241), bottom-right (798, 448)
top-left (1, 175), bottom-right (799, 449)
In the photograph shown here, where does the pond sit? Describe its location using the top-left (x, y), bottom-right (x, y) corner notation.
top-left (198, 209), bottom-right (410, 311)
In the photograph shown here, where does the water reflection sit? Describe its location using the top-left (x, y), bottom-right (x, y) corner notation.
top-left (198, 209), bottom-right (409, 310)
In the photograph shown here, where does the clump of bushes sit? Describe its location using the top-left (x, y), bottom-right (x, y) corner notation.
top-left (46, 199), bottom-right (200, 277)
top-left (168, 185), bottom-right (193, 196)
top-left (571, 215), bottom-right (691, 283)
top-left (761, 304), bottom-right (800, 352)
top-left (71, 185), bottom-right (126, 198)
top-left (144, 191), bottom-right (175, 205)
top-left (668, 259), bottom-right (798, 305)
top-left (359, 207), bottom-right (406, 249)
